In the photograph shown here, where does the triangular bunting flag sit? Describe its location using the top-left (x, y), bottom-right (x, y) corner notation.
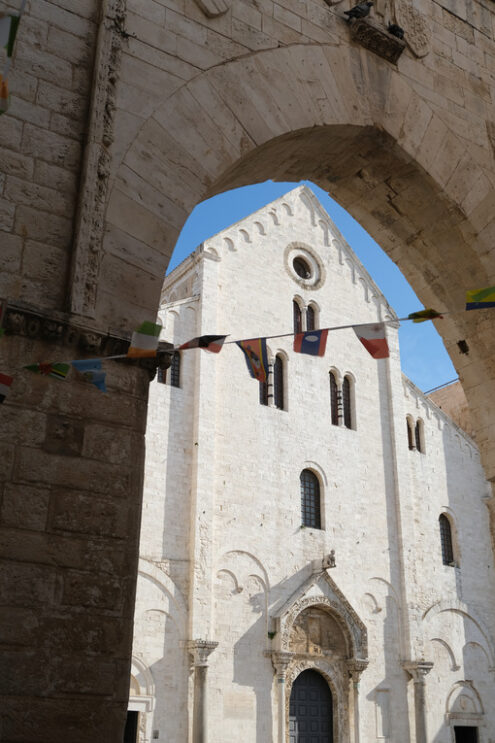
top-left (127, 321), bottom-right (162, 358)
top-left (352, 323), bottom-right (389, 359)
top-left (71, 359), bottom-right (107, 392)
top-left (24, 362), bottom-right (71, 379)
top-left (179, 335), bottom-right (227, 353)
top-left (293, 329), bottom-right (328, 356)
top-left (0, 372), bottom-right (13, 403)
top-left (465, 286), bottom-right (495, 311)
top-left (408, 308), bottom-right (443, 323)
top-left (236, 338), bottom-right (269, 382)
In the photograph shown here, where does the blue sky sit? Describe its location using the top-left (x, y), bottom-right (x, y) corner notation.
top-left (168, 180), bottom-right (457, 393)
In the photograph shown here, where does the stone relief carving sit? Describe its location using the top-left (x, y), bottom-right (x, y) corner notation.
top-left (289, 607), bottom-right (347, 657)
top-left (70, 0), bottom-right (127, 317)
top-left (393, 0), bottom-right (431, 57)
top-left (276, 572), bottom-right (368, 661)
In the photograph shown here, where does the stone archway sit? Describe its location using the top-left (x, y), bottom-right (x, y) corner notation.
top-left (2, 3), bottom-right (495, 740)
top-left (289, 668), bottom-right (334, 743)
top-left (90, 43), bottom-right (495, 484)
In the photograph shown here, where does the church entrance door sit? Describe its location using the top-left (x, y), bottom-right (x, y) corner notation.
top-left (289, 669), bottom-right (333, 742)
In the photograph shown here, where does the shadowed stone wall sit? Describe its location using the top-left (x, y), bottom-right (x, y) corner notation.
top-left (0, 0), bottom-right (494, 739)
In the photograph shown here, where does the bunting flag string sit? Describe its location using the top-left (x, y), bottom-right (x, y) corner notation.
top-left (0, 288), bottom-right (494, 403)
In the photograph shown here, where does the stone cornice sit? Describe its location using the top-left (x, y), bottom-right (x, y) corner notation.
top-left (2, 301), bottom-right (173, 378)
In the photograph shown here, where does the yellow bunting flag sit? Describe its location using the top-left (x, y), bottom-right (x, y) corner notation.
top-left (466, 286), bottom-right (495, 311)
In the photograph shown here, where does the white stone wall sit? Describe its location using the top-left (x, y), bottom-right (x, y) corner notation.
top-left (131, 186), bottom-right (495, 742)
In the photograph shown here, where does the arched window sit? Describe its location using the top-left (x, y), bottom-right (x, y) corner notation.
top-left (170, 352), bottom-right (181, 388)
top-left (415, 420), bottom-right (424, 453)
top-left (343, 375), bottom-right (353, 429)
top-left (329, 372), bottom-right (339, 426)
top-left (274, 355), bottom-right (284, 410)
top-left (407, 418), bottom-right (415, 450)
top-left (306, 304), bottom-right (316, 331)
top-left (300, 469), bottom-right (321, 529)
top-left (439, 514), bottom-right (454, 566)
top-left (293, 300), bottom-right (302, 334)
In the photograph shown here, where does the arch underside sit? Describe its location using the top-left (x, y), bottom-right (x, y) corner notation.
top-left (97, 43), bottom-right (495, 483)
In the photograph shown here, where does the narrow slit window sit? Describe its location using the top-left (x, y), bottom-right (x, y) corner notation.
top-left (306, 304), bottom-right (316, 331)
top-left (300, 469), bottom-right (321, 529)
top-left (170, 352), bottom-right (181, 388)
top-left (274, 355), bottom-right (284, 410)
top-left (259, 378), bottom-right (269, 406)
top-left (415, 420), bottom-right (423, 453)
top-left (439, 514), bottom-right (454, 566)
top-left (329, 372), bottom-right (339, 426)
top-left (293, 300), bottom-right (302, 335)
top-left (343, 376), bottom-right (353, 429)
top-left (407, 419), bottom-right (414, 450)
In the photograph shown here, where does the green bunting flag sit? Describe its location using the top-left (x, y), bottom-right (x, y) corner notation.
top-left (408, 308), bottom-right (443, 323)
top-left (127, 321), bottom-right (162, 358)
top-left (24, 362), bottom-right (71, 380)
top-left (466, 286), bottom-right (495, 311)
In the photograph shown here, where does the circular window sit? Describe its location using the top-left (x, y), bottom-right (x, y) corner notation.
top-left (293, 256), bottom-right (312, 279)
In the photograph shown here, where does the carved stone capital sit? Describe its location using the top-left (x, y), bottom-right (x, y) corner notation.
top-left (402, 660), bottom-right (434, 682)
top-left (347, 658), bottom-right (369, 684)
top-left (188, 640), bottom-right (218, 667)
top-left (269, 651), bottom-right (293, 679)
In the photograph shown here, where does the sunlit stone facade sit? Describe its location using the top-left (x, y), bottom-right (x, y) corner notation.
top-left (130, 187), bottom-right (495, 743)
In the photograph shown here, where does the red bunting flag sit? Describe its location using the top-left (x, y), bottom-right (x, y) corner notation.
top-left (352, 323), bottom-right (389, 359)
top-left (0, 372), bottom-right (13, 403)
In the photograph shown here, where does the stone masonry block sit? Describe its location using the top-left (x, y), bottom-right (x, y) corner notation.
top-left (16, 448), bottom-right (131, 498)
top-left (62, 569), bottom-right (123, 610)
top-left (14, 205), bottom-right (73, 250)
top-left (50, 491), bottom-right (130, 539)
top-left (0, 561), bottom-right (57, 607)
top-left (22, 123), bottom-right (82, 170)
top-left (1, 484), bottom-right (50, 531)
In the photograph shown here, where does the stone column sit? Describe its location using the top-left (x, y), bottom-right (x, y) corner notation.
top-left (403, 660), bottom-right (433, 743)
top-left (189, 640), bottom-right (218, 743)
top-left (271, 651), bottom-right (292, 743)
top-left (347, 660), bottom-right (368, 743)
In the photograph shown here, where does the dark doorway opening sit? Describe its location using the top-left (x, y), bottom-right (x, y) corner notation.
top-left (289, 669), bottom-right (333, 742)
top-left (454, 726), bottom-right (478, 743)
top-left (123, 710), bottom-right (139, 743)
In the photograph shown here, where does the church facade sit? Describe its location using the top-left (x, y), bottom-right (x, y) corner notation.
top-left (128, 187), bottom-right (495, 743)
